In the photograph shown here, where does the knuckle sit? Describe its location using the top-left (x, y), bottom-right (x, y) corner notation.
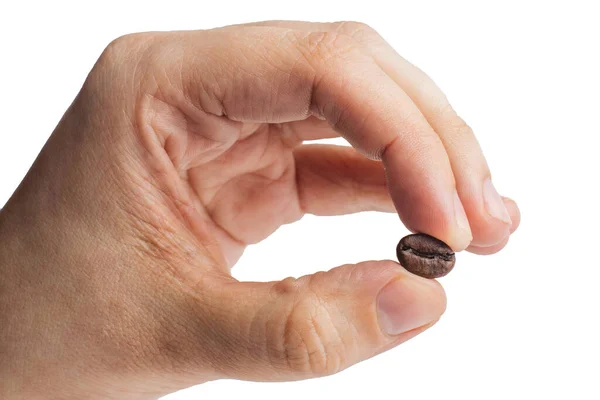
top-left (268, 278), bottom-right (346, 377)
top-left (99, 32), bottom-right (157, 69)
top-left (284, 299), bottom-right (345, 377)
top-left (283, 28), bottom-right (376, 120)
top-left (433, 103), bottom-right (475, 142)
top-left (271, 276), bottom-right (302, 297)
top-left (334, 21), bottom-right (380, 42)
top-left (449, 115), bottom-right (475, 141)
top-left (291, 30), bottom-right (363, 69)
top-left (90, 32), bottom-right (179, 119)
top-left (435, 101), bottom-right (458, 120)
top-left (94, 32), bottom-right (178, 94)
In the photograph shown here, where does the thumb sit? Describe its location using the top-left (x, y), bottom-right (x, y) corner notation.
top-left (210, 261), bottom-right (446, 380)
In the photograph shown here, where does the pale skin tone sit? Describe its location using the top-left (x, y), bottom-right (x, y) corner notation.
top-left (0, 21), bottom-right (520, 399)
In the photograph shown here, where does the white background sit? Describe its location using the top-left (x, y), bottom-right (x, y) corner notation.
top-left (1, 1), bottom-right (599, 399)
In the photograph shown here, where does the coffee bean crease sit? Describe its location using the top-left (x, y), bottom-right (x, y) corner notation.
top-left (399, 245), bottom-right (454, 261)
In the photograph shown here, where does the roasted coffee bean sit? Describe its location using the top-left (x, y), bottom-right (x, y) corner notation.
top-left (396, 233), bottom-right (456, 279)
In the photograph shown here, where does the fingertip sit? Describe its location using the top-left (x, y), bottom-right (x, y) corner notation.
top-left (456, 181), bottom-right (510, 249)
top-left (466, 235), bottom-right (510, 255)
top-left (374, 318), bottom-right (441, 356)
top-left (450, 190), bottom-right (474, 251)
top-left (465, 196), bottom-right (518, 255)
top-left (377, 269), bottom-right (447, 336)
top-left (502, 197), bottom-right (521, 233)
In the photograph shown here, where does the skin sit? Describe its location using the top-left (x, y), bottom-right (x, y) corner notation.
top-left (0, 21), bottom-right (520, 399)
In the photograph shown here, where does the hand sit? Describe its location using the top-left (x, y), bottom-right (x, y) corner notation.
top-left (0, 21), bottom-right (520, 399)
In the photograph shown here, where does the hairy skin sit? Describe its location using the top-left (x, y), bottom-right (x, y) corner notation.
top-left (0, 22), bottom-right (520, 399)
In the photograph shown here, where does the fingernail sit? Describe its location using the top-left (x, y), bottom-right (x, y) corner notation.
top-left (377, 276), bottom-right (443, 336)
top-left (453, 190), bottom-right (472, 250)
top-left (483, 179), bottom-right (512, 224)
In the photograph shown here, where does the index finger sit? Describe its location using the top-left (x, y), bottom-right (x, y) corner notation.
top-left (171, 26), bottom-right (473, 250)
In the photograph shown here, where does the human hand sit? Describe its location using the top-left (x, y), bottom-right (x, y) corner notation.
top-left (0, 21), bottom-right (520, 399)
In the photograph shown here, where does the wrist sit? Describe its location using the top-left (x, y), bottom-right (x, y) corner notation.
top-left (0, 205), bottom-right (62, 397)
top-left (0, 172), bottom-right (188, 399)
top-left (0, 191), bottom-right (109, 398)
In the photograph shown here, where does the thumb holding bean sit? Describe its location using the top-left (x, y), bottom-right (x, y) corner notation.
top-left (193, 262), bottom-right (445, 380)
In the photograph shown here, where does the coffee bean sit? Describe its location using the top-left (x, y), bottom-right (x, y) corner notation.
top-left (396, 234), bottom-right (456, 279)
